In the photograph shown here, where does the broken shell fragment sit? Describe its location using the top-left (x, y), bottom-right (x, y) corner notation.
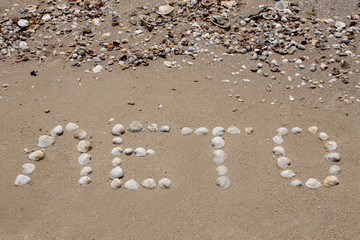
top-left (245, 127), bottom-right (254, 134)
top-left (29, 150), bottom-right (45, 161)
top-left (216, 176), bottom-right (230, 189)
top-left (129, 121), bottom-right (144, 133)
top-left (211, 16), bottom-right (230, 29)
top-left (159, 178), bottom-right (171, 189)
top-left (147, 124), bottom-right (158, 132)
top-left (38, 135), bottom-right (54, 148)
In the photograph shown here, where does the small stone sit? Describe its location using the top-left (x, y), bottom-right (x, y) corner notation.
top-left (291, 179), bottom-right (302, 187)
top-left (277, 157), bottom-right (291, 168)
top-left (160, 125), bottom-right (170, 132)
top-left (245, 127), bottom-right (254, 134)
top-left (74, 129), bottom-right (87, 140)
top-left (211, 137), bottom-right (225, 149)
top-left (78, 153), bottom-right (91, 165)
top-left (291, 127), bottom-right (302, 134)
top-left (213, 150), bottom-right (226, 164)
top-left (112, 137), bottom-right (123, 145)
top-left (329, 165), bottom-right (341, 175)
top-left (77, 141), bottom-right (92, 153)
top-left (125, 179), bottom-right (140, 190)
top-left (124, 148), bottom-right (133, 155)
top-left (129, 121), bottom-right (144, 133)
top-left (212, 127), bottom-right (225, 136)
top-left (277, 127), bottom-right (288, 136)
top-left (216, 166), bottom-right (228, 175)
top-left (79, 176), bottom-right (91, 186)
top-left (325, 141), bottom-right (337, 151)
top-left (273, 146), bottom-right (285, 156)
top-left (326, 152), bottom-right (341, 162)
top-left (14, 174), bottom-right (31, 186)
top-left (109, 166), bottom-right (124, 179)
top-left (142, 178), bottom-right (156, 189)
top-left (308, 126), bottom-right (318, 134)
top-left (305, 178), bottom-right (321, 189)
top-left (146, 149), bottom-right (155, 156)
top-left (66, 123), bottom-right (79, 131)
top-left (281, 170), bottom-right (295, 179)
top-left (324, 176), bottom-right (339, 187)
top-left (111, 147), bottom-right (122, 155)
top-left (181, 127), bottom-right (193, 135)
top-left (29, 150), bottom-right (45, 161)
top-left (112, 124), bottom-right (125, 135)
top-left (273, 135), bottom-right (283, 144)
top-left (51, 125), bottom-right (64, 137)
top-left (112, 157), bottom-right (123, 166)
top-left (80, 166), bottom-right (93, 176)
top-left (159, 178), bottom-right (171, 189)
top-left (135, 147), bottom-right (146, 157)
top-left (38, 135), bottom-right (54, 148)
top-left (216, 176), bottom-right (230, 189)
top-left (194, 127), bottom-right (209, 136)
top-left (227, 126), bottom-right (240, 135)
top-left (22, 163), bottom-right (35, 174)
top-left (111, 179), bottom-right (122, 189)
top-left (319, 132), bottom-right (329, 141)
top-left (147, 124), bottom-right (158, 132)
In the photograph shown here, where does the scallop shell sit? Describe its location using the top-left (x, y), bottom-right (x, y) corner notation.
top-left (74, 129), bottom-right (87, 140)
top-left (147, 124), bottom-right (158, 132)
top-left (146, 149), bottom-right (155, 156)
top-left (329, 165), bottom-right (341, 175)
top-left (38, 135), bottom-right (54, 148)
top-left (281, 170), bottom-right (295, 179)
top-left (324, 176), bottom-right (339, 187)
top-left (211, 137), bottom-right (225, 149)
top-left (124, 148), bottom-right (133, 155)
top-left (216, 176), bottom-right (230, 189)
top-left (111, 147), bottom-right (122, 156)
top-left (213, 150), bottom-right (226, 164)
top-left (157, 4), bottom-right (174, 16)
top-left (109, 166), bottom-right (124, 179)
top-left (112, 157), bottom-right (123, 166)
top-left (291, 179), bottom-right (302, 187)
top-left (244, 127), bottom-right (254, 134)
top-left (135, 147), bottom-right (146, 157)
top-left (273, 135), bottom-right (283, 144)
top-left (80, 166), bottom-right (93, 176)
top-left (212, 127), bottom-right (225, 136)
top-left (308, 126), bottom-right (318, 134)
top-left (216, 166), bottom-right (228, 175)
top-left (142, 178), bottom-right (156, 189)
top-left (277, 157), bottom-right (291, 169)
top-left (326, 152), bottom-right (341, 162)
top-left (319, 132), bottom-right (329, 141)
top-left (181, 127), bottom-right (193, 135)
top-left (160, 125), bottom-right (170, 132)
top-left (29, 150), bottom-right (45, 161)
top-left (325, 141), bottom-right (337, 151)
top-left (305, 178), bottom-right (321, 189)
top-left (159, 178), bottom-right (171, 189)
top-left (125, 179), bottom-right (140, 190)
top-left (22, 163), bottom-right (35, 174)
top-left (194, 127), bottom-right (209, 136)
top-left (77, 141), bottom-right (92, 153)
top-left (277, 127), bottom-right (288, 136)
top-left (112, 137), bottom-right (123, 145)
top-left (129, 121), bottom-right (144, 133)
top-left (273, 146), bottom-right (285, 156)
top-left (14, 174), bottom-right (31, 186)
top-left (66, 123), bottom-right (79, 131)
top-left (111, 179), bottom-right (122, 189)
top-left (227, 126), bottom-right (240, 135)
top-left (79, 176), bottom-right (91, 186)
top-left (51, 125), bottom-right (64, 137)
top-left (78, 154), bottom-right (91, 165)
top-left (112, 124), bottom-right (125, 136)
top-left (291, 127), bottom-right (302, 134)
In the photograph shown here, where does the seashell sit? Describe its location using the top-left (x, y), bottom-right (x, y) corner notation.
top-left (109, 166), bottom-right (124, 179)
top-left (77, 141), bottom-right (92, 153)
top-left (157, 4), bottom-right (174, 16)
top-left (291, 127), bottom-right (302, 134)
top-left (181, 127), bottom-right (193, 135)
top-left (51, 125), bottom-right (64, 137)
top-left (22, 163), bottom-right (35, 174)
top-left (129, 121), bottom-right (144, 133)
top-left (112, 124), bottom-right (125, 136)
top-left (324, 176), bottom-right (339, 187)
top-left (124, 148), bottom-right (133, 155)
top-left (147, 124), bottom-right (158, 132)
top-left (57, 3), bottom-right (67, 10)
top-left (275, 1), bottom-right (289, 11)
top-left (24, 5), bottom-right (37, 13)
top-left (79, 176), bottom-right (91, 186)
top-left (194, 127), bottom-right (209, 136)
top-left (277, 157), bottom-right (291, 169)
top-left (211, 16), bottom-right (230, 29)
top-left (135, 147), bottom-right (146, 157)
top-left (139, 15), bottom-right (156, 26)
top-left (227, 126), bottom-right (240, 135)
top-left (125, 179), bottom-right (140, 190)
top-left (216, 176), bottom-right (230, 189)
top-left (245, 127), bottom-right (254, 134)
top-left (273, 146), bottom-right (285, 156)
top-left (160, 126), bottom-right (171, 132)
top-left (326, 152), bottom-right (341, 162)
top-left (78, 154), bottom-right (91, 165)
top-left (14, 174), bottom-right (31, 186)
top-left (213, 150), bottom-right (226, 164)
top-left (142, 178), bottom-right (156, 189)
top-left (325, 141), bottom-right (337, 152)
top-left (29, 150), bottom-right (45, 161)
top-left (74, 129), bottom-right (87, 140)
top-left (319, 132), bottom-right (329, 141)
top-left (93, 65), bottom-right (103, 73)
top-left (305, 178), bottom-right (321, 189)
top-left (111, 179), bottom-right (122, 189)
top-left (146, 149), bottom-right (155, 156)
top-left (112, 137), bottom-right (123, 145)
top-left (201, 0), bottom-right (215, 7)
top-left (80, 166), bottom-right (93, 176)
top-left (38, 135), bottom-right (54, 148)
top-left (335, 21), bottom-right (346, 29)
top-left (221, 1), bottom-right (236, 8)
top-left (308, 126), bottom-right (318, 134)
top-left (277, 127), bottom-right (288, 136)
top-left (216, 166), bottom-right (228, 175)
top-left (291, 179), bottom-right (302, 187)
top-left (281, 170), bottom-right (295, 179)
top-left (159, 178), bottom-right (171, 189)
top-left (273, 135), bottom-right (283, 144)
top-left (18, 19), bottom-right (29, 28)
top-left (212, 127), bottom-right (225, 136)
top-left (112, 157), bottom-right (122, 166)
top-left (329, 165), bottom-right (341, 175)
top-left (92, 18), bottom-right (100, 26)
top-left (211, 137), bottom-right (225, 149)
top-left (111, 147), bottom-right (122, 156)
top-left (66, 123), bottom-right (79, 131)
top-left (42, 14), bottom-right (51, 22)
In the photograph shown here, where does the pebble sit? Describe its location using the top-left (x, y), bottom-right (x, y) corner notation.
top-left (326, 152), bottom-right (341, 162)
top-left (14, 174), bottom-right (31, 186)
top-left (79, 176), bottom-right (91, 186)
top-left (329, 165), bottom-right (341, 175)
top-left (273, 135), bottom-right (283, 144)
top-left (324, 176), bottom-right (339, 187)
top-left (146, 149), bottom-right (155, 156)
top-left (78, 153), bottom-right (91, 165)
top-left (181, 127), bottom-right (193, 135)
top-left (111, 179), bottom-right (122, 189)
top-left (22, 163), bottom-right (35, 174)
top-left (129, 121), bottom-right (144, 132)
top-left (273, 146), bottom-right (285, 156)
top-left (66, 123), bottom-right (79, 131)
top-left (111, 147), bottom-right (122, 155)
top-left (211, 137), bottom-right (225, 149)
top-left (308, 126), bottom-right (318, 134)
top-left (29, 150), bottom-right (45, 161)
top-left (109, 166), bottom-right (124, 179)
top-left (291, 179), bottom-right (302, 187)
top-left (38, 135), bottom-right (54, 148)
top-left (216, 166), bottom-right (228, 175)
top-left (74, 129), bottom-right (87, 140)
top-left (281, 170), bottom-right (295, 179)
top-left (305, 178), bottom-right (321, 189)
top-left (213, 150), bottom-right (226, 164)
top-left (159, 178), bottom-right (171, 189)
top-left (112, 124), bottom-right (125, 135)
top-left (160, 125), bottom-right (171, 132)
top-left (212, 127), bottom-right (225, 136)
top-left (216, 176), bottom-right (230, 189)
top-left (142, 178), bottom-right (156, 189)
top-left (77, 141), bottom-right (92, 153)
top-left (319, 132), bottom-right (329, 141)
top-left (277, 127), bottom-right (288, 136)
top-left (112, 137), bottom-right (123, 145)
top-left (147, 124), bottom-right (158, 132)
top-left (291, 127), bottom-right (302, 134)
top-left (194, 127), bottom-right (209, 136)
top-left (112, 157), bottom-right (122, 166)
top-left (244, 127), bottom-right (254, 134)
top-left (277, 157), bottom-right (291, 168)
top-left (125, 179), bottom-right (140, 190)
top-left (51, 125), bottom-right (64, 137)
top-left (227, 126), bottom-right (240, 135)
top-left (135, 147), bottom-right (146, 157)
top-left (80, 166), bottom-right (93, 176)
top-left (124, 148), bottom-right (133, 155)
top-left (325, 141), bottom-right (337, 151)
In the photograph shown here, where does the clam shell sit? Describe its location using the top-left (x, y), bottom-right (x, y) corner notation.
top-left (51, 125), bottom-right (64, 137)
top-left (112, 137), bottom-right (123, 145)
top-left (124, 148), bottom-right (133, 155)
top-left (324, 176), bottom-right (339, 187)
top-left (291, 127), bottom-right (302, 134)
top-left (281, 170), bottom-right (295, 179)
top-left (159, 178), bottom-right (171, 189)
top-left (22, 163), bottom-right (35, 174)
top-left (277, 157), bottom-right (291, 168)
top-left (216, 166), bottom-right (228, 175)
top-left (212, 127), bottom-right (225, 136)
top-left (147, 124), bottom-right (158, 132)
top-left (291, 179), bottom-right (302, 187)
top-left (305, 178), bottom-right (321, 189)
top-left (111, 147), bottom-right (122, 156)
top-left (79, 176), bottom-right (91, 186)
top-left (57, 3), bottom-right (67, 10)
top-left (125, 179), bottom-right (140, 190)
top-left (277, 127), bottom-right (288, 136)
top-left (18, 19), bottom-right (29, 27)
top-left (146, 149), bottom-right (155, 156)
top-left (38, 135), bottom-right (54, 148)
top-left (194, 127), bottom-right (209, 136)
top-left (109, 166), bottom-right (124, 179)
top-left (273, 135), bottom-right (283, 144)
top-left (135, 147), bottom-right (146, 157)
top-left (273, 146), bottom-right (285, 156)
top-left (14, 174), bottom-right (31, 186)
top-left (112, 157), bottom-right (123, 166)
top-left (157, 4), bottom-right (174, 15)
top-left (181, 127), bottom-right (193, 135)
top-left (66, 123), bottom-right (79, 131)
top-left (77, 141), bottom-right (92, 153)
top-left (129, 121), bottom-right (144, 133)
top-left (319, 132), bottom-right (329, 141)
top-left (80, 166), bottom-right (93, 176)
top-left (78, 154), bottom-right (91, 165)
top-left (216, 176), bottom-right (230, 189)
top-left (111, 179), bottom-right (122, 189)
top-left (29, 150), bottom-right (45, 161)
top-left (326, 152), bottom-right (340, 162)
top-left (160, 126), bottom-right (171, 132)
top-left (142, 178), bottom-right (156, 189)
top-left (227, 126), bottom-right (240, 135)
top-left (329, 165), bottom-right (341, 175)
top-left (275, 1), bottom-right (289, 11)
top-left (325, 141), bottom-right (337, 151)
top-left (213, 150), bottom-right (226, 164)
top-left (308, 126), bottom-right (318, 134)
top-left (211, 137), bottom-right (225, 149)
top-left (112, 124), bottom-right (125, 136)
top-left (244, 127), bottom-right (254, 134)
top-left (74, 129), bottom-right (87, 140)
top-left (42, 14), bottom-right (51, 22)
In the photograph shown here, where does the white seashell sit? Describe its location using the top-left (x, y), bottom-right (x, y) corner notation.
top-left (111, 179), bottom-right (122, 189)
top-left (77, 141), bottom-right (92, 153)
top-left (324, 176), bottom-right (339, 187)
top-left (38, 135), bottom-right (54, 148)
top-left (273, 135), bottom-right (283, 144)
top-left (80, 166), bottom-right (93, 176)
top-left (291, 179), bottom-right (302, 187)
top-left (57, 3), bottom-right (67, 10)
top-left (277, 127), bottom-right (288, 136)
top-left (109, 166), bottom-right (124, 179)
top-left (212, 127), bottom-right (225, 136)
top-left (211, 137), bottom-right (225, 149)
top-left (325, 141), bottom-right (337, 151)
top-left (291, 127), bottom-right (302, 134)
top-left (216, 176), bottom-right (230, 189)
top-left (125, 179), bottom-right (140, 190)
top-left (329, 165), bottom-right (341, 175)
top-left (216, 166), bottom-right (228, 175)
top-left (159, 178), bottom-right (171, 189)
top-left (244, 127), bottom-right (254, 134)
top-left (147, 124), bottom-right (158, 132)
top-left (305, 178), bottom-right (321, 189)
top-left (78, 153), bottom-right (91, 165)
top-left (181, 127), bottom-right (193, 135)
top-left (194, 127), bottom-right (209, 136)
top-left (308, 126), bottom-right (318, 134)
top-left (275, 1), bottom-right (288, 11)
top-left (281, 170), bottom-right (295, 179)
top-left (112, 124), bottom-right (125, 136)
top-left (213, 150), bottom-right (226, 164)
top-left (14, 174), bottom-right (31, 186)
top-left (74, 129), bottom-right (87, 139)
top-left (157, 4), bottom-right (174, 15)
top-left (160, 125), bottom-right (170, 132)
top-left (277, 157), bottom-right (291, 169)
top-left (93, 65), bottom-right (103, 73)
top-left (319, 132), bottom-right (329, 141)
top-left (135, 147), bottom-right (146, 157)
top-left (18, 19), bottom-right (29, 27)
top-left (273, 146), bottom-right (285, 156)
top-left (66, 123), bottom-right (79, 131)
top-left (129, 121), bottom-right (144, 133)
top-left (92, 18), bottom-right (100, 26)
top-left (111, 147), bottom-right (122, 156)
top-left (41, 14), bottom-right (51, 22)
top-left (326, 152), bottom-right (340, 162)
top-left (112, 137), bottom-right (123, 145)
top-left (227, 126), bottom-right (240, 135)
top-left (146, 149), bottom-right (155, 156)
top-left (142, 178), bottom-right (156, 189)
top-left (22, 163), bottom-right (35, 174)
top-left (112, 157), bottom-right (122, 166)
top-left (124, 148), bottom-right (133, 155)
top-left (79, 176), bottom-right (91, 186)
top-left (29, 150), bottom-right (45, 161)
top-left (51, 125), bottom-right (64, 137)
